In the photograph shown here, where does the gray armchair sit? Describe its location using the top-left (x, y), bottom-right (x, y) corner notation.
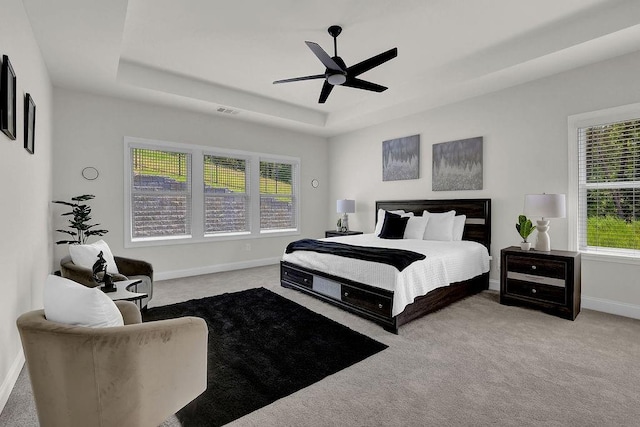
top-left (17, 301), bottom-right (208, 427)
top-left (60, 255), bottom-right (153, 308)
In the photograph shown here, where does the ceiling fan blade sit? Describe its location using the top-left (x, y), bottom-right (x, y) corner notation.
top-left (347, 47), bottom-right (398, 77)
top-left (318, 81), bottom-right (334, 103)
top-left (342, 78), bottom-right (388, 92)
top-left (273, 74), bottom-right (325, 84)
top-left (305, 41), bottom-right (343, 71)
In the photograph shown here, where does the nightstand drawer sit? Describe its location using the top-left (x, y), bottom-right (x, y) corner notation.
top-left (506, 255), bottom-right (566, 280)
top-left (505, 279), bottom-right (566, 304)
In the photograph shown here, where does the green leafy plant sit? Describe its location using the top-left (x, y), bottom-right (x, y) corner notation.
top-left (516, 215), bottom-right (536, 242)
top-left (52, 194), bottom-right (108, 245)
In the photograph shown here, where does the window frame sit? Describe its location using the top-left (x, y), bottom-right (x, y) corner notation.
top-left (124, 136), bottom-right (300, 248)
top-left (568, 102), bottom-right (640, 264)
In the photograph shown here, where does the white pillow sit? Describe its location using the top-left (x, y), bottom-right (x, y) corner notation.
top-left (452, 215), bottom-right (466, 241)
top-left (374, 209), bottom-right (414, 236)
top-left (69, 239), bottom-right (119, 275)
top-left (43, 275), bottom-right (124, 328)
top-left (422, 210), bottom-right (456, 241)
top-left (403, 216), bottom-right (429, 239)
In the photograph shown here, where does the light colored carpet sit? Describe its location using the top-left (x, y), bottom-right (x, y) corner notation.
top-left (2, 265), bottom-right (640, 426)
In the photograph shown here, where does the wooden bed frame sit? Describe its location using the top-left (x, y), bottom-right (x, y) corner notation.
top-left (281, 199), bottom-right (491, 333)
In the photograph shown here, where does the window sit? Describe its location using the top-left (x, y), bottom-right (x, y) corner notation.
top-left (125, 137), bottom-right (300, 247)
top-left (569, 105), bottom-right (640, 258)
top-left (204, 155), bottom-right (250, 235)
top-left (130, 147), bottom-right (192, 239)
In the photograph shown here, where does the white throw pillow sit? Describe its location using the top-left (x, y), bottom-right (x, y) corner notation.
top-left (422, 210), bottom-right (456, 241)
top-left (43, 274), bottom-right (124, 328)
top-left (69, 239), bottom-right (119, 275)
top-left (374, 209), bottom-right (414, 236)
top-left (452, 215), bottom-right (467, 241)
top-left (403, 215), bottom-right (429, 240)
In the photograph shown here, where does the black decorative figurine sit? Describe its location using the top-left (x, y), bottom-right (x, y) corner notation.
top-left (92, 250), bottom-right (116, 293)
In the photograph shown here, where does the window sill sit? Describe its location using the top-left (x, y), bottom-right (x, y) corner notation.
top-left (580, 251), bottom-right (640, 266)
top-left (125, 230), bottom-right (300, 248)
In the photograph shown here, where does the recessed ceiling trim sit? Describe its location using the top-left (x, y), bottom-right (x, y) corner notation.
top-left (117, 59), bottom-right (327, 128)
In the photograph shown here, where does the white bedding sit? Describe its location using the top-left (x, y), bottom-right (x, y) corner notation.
top-left (282, 234), bottom-right (490, 316)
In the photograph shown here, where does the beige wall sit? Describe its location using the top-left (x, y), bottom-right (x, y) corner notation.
top-left (52, 89), bottom-right (329, 278)
top-left (0, 0), bottom-right (53, 411)
top-left (328, 50), bottom-right (640, 317)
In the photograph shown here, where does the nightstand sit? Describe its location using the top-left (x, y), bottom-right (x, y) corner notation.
top-left (500, 246), bottom-right (581, 320)
top-left (325, 230), bottom-right (363, 238)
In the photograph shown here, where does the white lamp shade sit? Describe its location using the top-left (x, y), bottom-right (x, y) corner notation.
top-left (524, 194), bottom-right (566, 219)
top-left (336, 199), bottom-right (356, 213)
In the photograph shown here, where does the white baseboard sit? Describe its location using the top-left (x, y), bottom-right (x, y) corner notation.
top-left (488, 278), bottom-right (500, 291)
top-left (0, 349), bottom-right (25, 415)
top-left (155, 257), bottom-right (281, 281)
top-left (582, 296), bottom-right (640, 320)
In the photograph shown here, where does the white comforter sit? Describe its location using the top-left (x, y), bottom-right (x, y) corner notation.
top-left (282, 234), bottom-right (491, 316)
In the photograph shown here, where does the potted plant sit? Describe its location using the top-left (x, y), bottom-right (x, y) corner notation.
top-left (52, 194), bottom-right (108, 244)
top-left (516, 214), bottom-right (536, 250)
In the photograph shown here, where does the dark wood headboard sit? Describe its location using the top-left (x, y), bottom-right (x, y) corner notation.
top-left (375, 199), bottom-right (491, 252)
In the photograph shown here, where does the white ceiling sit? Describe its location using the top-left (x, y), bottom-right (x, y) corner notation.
top-left (22, 0), bottom-right (640, 136)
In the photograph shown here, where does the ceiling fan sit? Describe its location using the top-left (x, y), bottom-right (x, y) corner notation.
top-left (273, 25), bottom-right (398, 103)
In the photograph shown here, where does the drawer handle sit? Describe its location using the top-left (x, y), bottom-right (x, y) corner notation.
top-left (344, 291), bottom-right (349, 297)
top-left (531, 288), bottom-right (537, 294)
top-left (303, 278), bottom-right (308, 283)
top-left (378, 303), bottom-right (383, 309)
top-left (531, 265), bottom-right (537, 270)
top-left (284, 271), bottom-right (288, 276)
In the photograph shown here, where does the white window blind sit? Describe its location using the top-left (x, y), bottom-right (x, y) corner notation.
top-left (131, 147), bottom-right (192, 238)
top-left (259, 160), bottom-right (297, 231)
top-left (204, 155), bottom-right (250, 234)
top-left (578, 118), bottom-right (640, 255)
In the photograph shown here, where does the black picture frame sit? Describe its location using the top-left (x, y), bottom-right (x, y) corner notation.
top-left (24, 93), bottom-right (35, 154)
top-left (1, 55), bottom-right (17, 140)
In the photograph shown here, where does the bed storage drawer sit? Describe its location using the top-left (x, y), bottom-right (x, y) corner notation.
top-left (281, 264), bottom-right (313, 289)
top-left (341, 285), bottom-right (392, 318)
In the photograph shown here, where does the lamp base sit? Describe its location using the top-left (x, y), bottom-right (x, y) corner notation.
top-left (341, 213), bottom-right (349, 232)
top-left (535, 219), bottom-right (551, 251)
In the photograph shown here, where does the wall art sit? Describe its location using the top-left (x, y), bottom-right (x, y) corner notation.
top-left (24, 93), bottom-right (35, 154)
top-left (432, 136), bottom-right (483, 191)
top-left (382, 134), bottom-right (420, 181)
top-left (1, 55), bottom-right (17, 139)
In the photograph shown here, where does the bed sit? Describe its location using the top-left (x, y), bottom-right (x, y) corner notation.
top-left (280, 199), bottom-right (491, 333)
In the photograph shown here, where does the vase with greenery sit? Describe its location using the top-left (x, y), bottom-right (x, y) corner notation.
top-left (52, 194), bottom-right (108, 245)
top-left (516, 214), bottom-right (536, 250)
top-left (336, 217), bottom-right (342, 232)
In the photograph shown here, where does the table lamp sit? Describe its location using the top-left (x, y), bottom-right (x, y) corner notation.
top-left (524, 193), bottom-right (566, 251)
top-left (336, 199), bottom-right (355, 232)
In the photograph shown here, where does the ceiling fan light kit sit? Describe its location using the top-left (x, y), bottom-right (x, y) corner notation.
top-left (273, 25), bottom-right (398, 103)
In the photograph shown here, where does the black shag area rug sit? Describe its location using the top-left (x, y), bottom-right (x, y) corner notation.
top-left (143, 287), bottom-right (387, 426)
